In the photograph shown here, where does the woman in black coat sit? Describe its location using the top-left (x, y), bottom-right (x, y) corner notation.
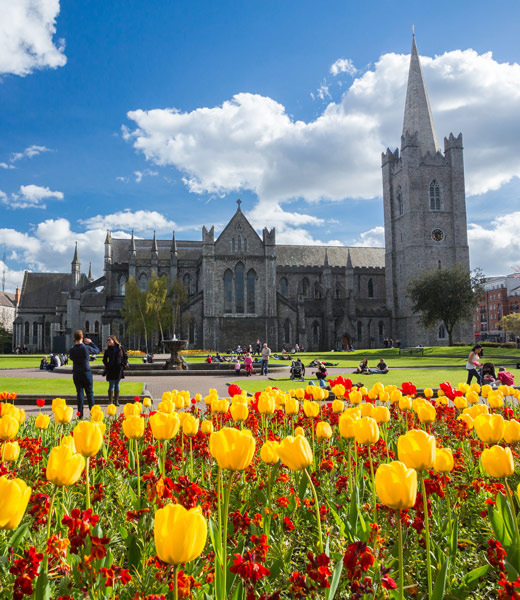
top-left (103, 335), bottom-right (125, 406)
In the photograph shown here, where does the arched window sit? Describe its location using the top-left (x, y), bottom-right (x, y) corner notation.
top-left (314, 282), bottom-right (321, 299)
top-left (335, 284), bottom-right (341, 299)
top-left (247, 269), bottom-right (256, 313)
top-left (45, 322), bottom-right (51, 337)
top-left (231, 238), bottom-right (235, 253)
top-left (429, 180), bottom-right (441, 211)
top-left (183, 273), bottom-right (191, 293)
top-left (378, 321), bottom-right (384, 340)
top-left (95, 321), bottom-right (100, 333)
top-left (235, 262), bottom-right (245, 313)
top-left (284, 319), bottom-right (292, 344)
top-left (438, 260), bottom-right (442, 270)
top-left (138, 273), bottom-right (148, 291)
top-left (189, 320), bottom-right (195, 344)
top-left (32, 322), bottom-right (38, 337)
top-left (280, 277), bottom-right (288, 297)
top-left (24, 322), bottom-right (29, 337)
top-left (312, 321), bottom-right (320, 346)
top-left (118, 274), bottom-right (127, 295)
top-left (224, 269), bottom-right (233, 313)
top-left (85, 320), bottom-right (90, 333)
top-left (357, 321), bottom-right (363, 344)
top-left (244, 238), bottom-right (248, 252)
top-left (438, 323), bottom-right (447, 339)
top-left (397, 186), bottom-right (403, 216)
top-left (237, 236), bottom-right (242, 252)
top-left (368, 279), bottom-right (374, 298)
top-left (301, 278), bottom-right (310, 297)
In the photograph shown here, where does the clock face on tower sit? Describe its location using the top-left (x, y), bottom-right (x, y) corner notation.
top-left (431, 228), bottom-right (444, 242)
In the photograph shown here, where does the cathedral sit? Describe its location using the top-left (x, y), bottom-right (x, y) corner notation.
top-left (13, 36), bottom-right (472, 353)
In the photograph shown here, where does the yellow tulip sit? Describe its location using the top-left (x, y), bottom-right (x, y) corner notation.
top-left (285, 397), bottom-right (300, 416)
top-left (416, 402), bottom-right (436, 424)
top-left (354, 417), bottom-right (379, 445)
top-left (412, 397), bottom-right (426, 412)
top-left (332, 384), bottom-right (345, 398)
top-left (457, 413), bottom-right (474, 430)
top-left (379, 392), bottom-right (390, 403)
top-left (399, 396), bottom-right (412, 411)
top-left (504, 420), bottom-right (520, 445)
top-left (464, 404), bottom-right (488, 419)
top-left (73, 421), bottom-right (105, 457)
top-left (91, 409), bottom-right (104, 423)
top-left (158, 398), bottom-right (175, 414)
top-left (260, 441), bottom-right (280, 464)
top-left (0, 415), bottom-right (19, 441)
top-left (122, 415), bottom-right (145, 439)
top-left (372, 406), bottom-right (390, 424)
top-left (339, 414), bottom-right (358, 439)
top-left (295, 426), bottom-right (305, 436)
top-left (481, 445), bottom-right (514, 478)
top-left (201, 420), bottom-right (214, 434)
top-left (434, 448), bottom-right (454, 473)
top-left (143, 397), bottom-right (152, 408)
top-left (398, 429), bottom-right (436, 471)
top-left (424, 388), bottom-right (434, 399)
top-left (154, 504), bottom-right (207, 565)
top-left (60, 435), bottom-right (76, 452)
top-left (52, 397), bottom-right (66, 412)
top-left (150, 412), bottom-right (180, 441)
top-left (466, 391), bottom-right (479, 405)
top-left (54, 405), bottom-right (73, 424)
top-left (316, 421), bottom-right (333, 440)
top-left (375, 461), bottom-right (417, 510)
top-left (276, 435), bottom-right (313, 471)
top-left (473, 414), bottom-right (505, 444)
top-left (106, 404), bottom-right (117, 417)
top-left (359, 403), bottom-right (373, 417)
top-left (349, 390), bottom-right (362, 405)
top-left (331, 399), bottom-right (344, 413)
top-left (35, 413), bottom-right (50, 430)
top-left (209, 428), bottom-right (256, 471)
top-left (124, 403), bottom-right (140, 417)
top-left (295, 388), bottom-right (305, 400)
top-left (46, 445), bottom-right (85, 486)
top-left (303, 400), bottom-right (319, 418)
top-left (134, 401), bottom-right (143, 413)
top-left (1, 441), bottom-right (20, 462)
top-left (230, 402), bottom-right (249, 422)
top-left (390, 390), bottom-right (402, 404)
top-left (183, 415), bottom-right (200, 437)
top-left (0, 476), bottom-right (32, 530)
top-left (488, 391), bottom-right (504, 409)
top-left (258, 394), bottom-right (275, 415)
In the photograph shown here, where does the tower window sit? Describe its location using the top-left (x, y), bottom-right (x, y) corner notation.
top-left (235, 262), bottom-right (245, 313)
top-left (224, 269), bottom-right (233, 313)
top-left (397, 187), bottom-right (403, 216)
top-left (368, 278), bottom-right (374, 298)
top-left (280, 277), bottom-right (288, 297)
top-left (429, 180), bottom-right (441, 211)
top-left (247, 269), bottom-right (256, 313)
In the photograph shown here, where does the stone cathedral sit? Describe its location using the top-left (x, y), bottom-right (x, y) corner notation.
top-left (13, 36), bottom-right (472, 353)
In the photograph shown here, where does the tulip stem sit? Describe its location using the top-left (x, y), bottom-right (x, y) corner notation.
top-left (421, 474), bottom-right (433, 599)
top-left (505, 478), bottom-right (520, 570)
top-left (85, 457), bottom-right (91, 510)
top-left (44, 486), bottom-right (57, 574)
top-left (368, 445), bottom-right (377, 524)
top-left (397, 510), bottom-right (404, 600)
top-left (173, 563), bottom-right (179, 600)
top-left (135, 438), bottom-right (141, 499)
top-left (189, 437), bottom-right (194, 480)
top-left (161, 440), bottom-right (168, 478)
top-left (304, 468), bottom-right (323, 553)
top-left (221, 472), bottom-right (234, 597)
top-left (347, 440), bottom-right (352, 496)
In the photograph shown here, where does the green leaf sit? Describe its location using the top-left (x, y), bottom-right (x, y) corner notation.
top-left (488, 505), bottom-right (512, 547)
top-left (9, 522), bottom-right (30, 550)
top-left (298, 470), bottom-right (309, 500)
top-left (431, 557), bottom-right (449, 600)
top-left (325, 533), bottom-right (331, 557)
top-left (34, 571), bottom-right (51, 600)
top-left (119, 525), bottom-right (129, 540)
top-left (497, 492), bottom-right (516, 543)
top-left (327, 503), bottom-right (347, 538)
top-left (126, 533), bottom-right (141, 571)
top-left (449, 517), bottom-right (459, 556)
top-left (208, 517), bottom-right (222, 561)
top-left (327, 558), bottom-right (344, 600)
top-left (505, 559), bottom-right (520, 582)
top-left (463, 564), bottom-right (490, 589)
top-left (269, 558), bottom-right (283, 579)
top-left (231, 581), bottom-right (243, 600)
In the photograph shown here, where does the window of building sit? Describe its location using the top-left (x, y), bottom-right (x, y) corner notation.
top-left (24, 322), bottom-right (29, 337)
top-left (301, 278), bottom-right (310, 297)
top-left (85, 320), bottom-right (90, 333)
top-left (118, 274), bottom-right (127, 295)
top-left (314, 282), bottom-right (321, 299)
top-left (95, 321), bottom-right (100, 333)
top-left (397, 186), bottom-right (403, 216)
top-left (45, 322), bottom-right (51, 337)
top-left (231, 238), bottom-right (235, 253)
top-left (224, 269), bottom-right (233, 313)
top-left (32, 322), bottom-right (38, 337)
top-left (235, 262), bottom-right (245, 313)
top-left (183, 273), bottom-right (191, 293)
top-left (438, 323), bottom-right (447, 339)
top-left (247, 269), bottom-right (256, 313)
top-left (280, 277), bottom-right (288, 297)
top-left (368, 278), bottom-right (374, 298)
top-left (284, 319), bottom-right (291, 344)
top-left (189, 320), bottom-right (195, 344)
top-left (237, 236), bottom-right (242, 252)
top-left (138, 273), bottom-right (147, 291)
top-left (335, 284), bottom-right (341, 299)
top-left (378, 321), bottom-right (384, 337)
top-left (312, 321), bottom-right (320, 346)
top-left (357, 321), bottom-right (363, 344)
top-left (429, 180), bottom-right (441, 211)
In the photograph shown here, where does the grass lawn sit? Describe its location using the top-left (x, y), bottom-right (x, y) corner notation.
top-left (0, 356), bottom-right (143, 369)
top-left (228, 366), bottom-right (502, 394)
top-left (0, 378), bottom-right (143, 396)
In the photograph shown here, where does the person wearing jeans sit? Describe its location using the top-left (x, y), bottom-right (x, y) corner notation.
top-left (466, 344), bottom-right (483, 385)
top-left (103, 335), bottom-right (126, 406)
top-left (260, 343), bottom-right (271, 375)
top-left (69, 330), bottom-right (100, 419)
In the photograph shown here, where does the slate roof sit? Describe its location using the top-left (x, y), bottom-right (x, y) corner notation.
top-left (111, 239), bottom-right (202, 263)
top-left (19, 273), bottom-right (74, 309)
top-left (0, 291), bottom-right (15, 308)
top-left (276, 246), bottom-right (385, 269)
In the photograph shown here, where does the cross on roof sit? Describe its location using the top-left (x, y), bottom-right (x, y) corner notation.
top-left (236, 198), bottom-right (242, 210)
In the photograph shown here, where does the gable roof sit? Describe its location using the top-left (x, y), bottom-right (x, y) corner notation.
top-left (215, 204), bottom-right (262, 244)
top-left (276, 246), bottom-right (385, 268)
top-left (19, 273), bottom-right (73, 309)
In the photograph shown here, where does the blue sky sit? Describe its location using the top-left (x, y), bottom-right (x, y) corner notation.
top-left (1, 0), bottom-right (520, 291)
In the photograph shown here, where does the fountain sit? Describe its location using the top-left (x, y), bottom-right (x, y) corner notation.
top-left (162, 338), bottom-right (188, 370)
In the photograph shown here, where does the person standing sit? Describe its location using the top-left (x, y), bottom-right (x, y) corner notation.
top-left (244, 352), bottom-right (253, 376)
top-left (103, 335), bottom-right (126, 406)
top-left (69, 330), bottom-right (100, 419)
top-left (466, 344), bottom-right (483, 385)
top-left (260, 342), bottom-right (271, 375)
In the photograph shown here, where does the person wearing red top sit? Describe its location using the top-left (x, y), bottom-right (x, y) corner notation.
top-left (497, 367), bottom-right (515, 386)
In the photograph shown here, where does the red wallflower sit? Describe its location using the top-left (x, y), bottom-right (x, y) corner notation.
top-left (306, 552), bottom-right (331, 588)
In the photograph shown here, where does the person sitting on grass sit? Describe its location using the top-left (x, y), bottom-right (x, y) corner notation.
top-left (369, 358), bottom-right (389, 375)
top-left (497, 366), bottom-right (515, 386)
top-left (314, 362), bottom-right (328, 388)
top-left (355, 358), bottom-right (369, 374)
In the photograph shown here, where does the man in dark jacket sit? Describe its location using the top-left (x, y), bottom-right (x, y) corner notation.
top-left (69, 329), bottom-right (99, 418)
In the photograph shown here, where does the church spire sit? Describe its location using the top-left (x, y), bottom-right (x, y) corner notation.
top-left (151, 231), bottom-right (158, 253)
top-left (88, 262), bottom-right (93, 282)
top-left (402, 34), bottom-right (440, 156)
top-left (72, 242), bottom-right (79, 266)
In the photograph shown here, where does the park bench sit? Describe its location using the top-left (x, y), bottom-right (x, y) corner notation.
top-left (399, 347), bottom-right (424, 356)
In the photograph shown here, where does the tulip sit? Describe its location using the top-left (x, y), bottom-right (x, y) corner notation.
top-left (209, 428), bottom-right (255, 471)
top-left (0, 476), bottom-right (31, 530)
top-left (349, 390), bottom-right (362, 405)
top-left (285, 397), bottom-right (300, 416)
top-left (474, 414), bottom-right (505, 444)
top-left (73, 421), bottom-right (105, 457)
top-left (106, 404), bottom-right (117, 417)
top-left (183, 416), bottom-right (200, 437)
top-left (295, 388), bottom-right (305, 400)
top-left (434, 448), bottom-right (454, 473)
top-left (316, 421), bottom-right (333, 440)
top-left (391, 390), bottom-right (402, 404)
top-left (150, 412), bottom-right (180, 441)
top-left (331, 399), bottom-right (344, 413)
top-left (453, 396), bottom-right (467, 410)
top-left (375, 461), bottom-right (417, 510)
top-left (504, 420), bottom-right (520, 445)
top-left (52, 397), bottom-right (66, 412)
top-left (46, 445), bottom-right (85, 486)
top-left (354, 417), bottom-right (379, 445)
top-left (416, 402), bottom-right (436, 424)
top-left (1, 441), bottom-right (20, 462)
top-left (424, 388), bottom-right (434, 399)
top-left (60, 435), bottom-right (76, 452)
top-left (379, 391), bottom-right (390, 403)
top-left (143, 397), bottom-right (152, 408)
top-left (359, 403), bottom-right (373, 417)
top-left (0, 415), bottom-right (19, 440)
top-left (123, 415), bottom-right (145, 439)
top-left (398, 429), bottom-right (436, 471)
top-left (258, 394), bottom-right (275, 415)
top-left (277, 435), bottom-right (313, 471)
top-left (201, 420), bottom-right (213, 434)
top-left (35, 413), bottom-right (51, 430)
top-left (54, 405), bottom-right (73, 424)
top-left (230, 402), bottom-right (249, 422)
top-left (154, 504), bottom-right (207, 565)
top-left (332, 384), bottom-right (345, 398)
top-left (303, 400), bottom-right (319, 418)
top-left (91, 409), bottom-right (104, 423)
top-left (399, 396), bottom-right (412, 411)
top-left (295, 426), bottom-right (304, 436)
top-left (124, 403), bottom-right (140, 418)
top-left (466, 390), bottom-right (479, 405)
top-left (372, 406), bottom-right (390, 424)
top-left (481, 445), bottom-right (514, 478)
top-left (457, 413), bottom-right (474, 430)
top-left (488, 391), bottom-right (504, 409)
top-left (338, 414), bottom-right (358, 439)
top-left (260, 441), bottom-right (280, 464)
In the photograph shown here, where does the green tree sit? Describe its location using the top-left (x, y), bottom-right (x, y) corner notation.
top-left (0, 324), bottom-right (12, 353)
top-left (121, 276), bottom-right (154, 352)
top-left (498, 313), bottom-right (520, 339)
top-left (170, 278), bottom-right (188, 336)
top-left (407, 265), bottom-right (484, 346)
top-left (146, 274), bottom-right (171, 343)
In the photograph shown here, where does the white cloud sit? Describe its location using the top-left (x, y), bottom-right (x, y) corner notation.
top-left (330, 58), bottom-right (357, 77)
top-left (3, 184), bottom-right (64, 209)
top-left (10, 145), bottom-right (51, 162)
top-left (352, 226), bottom-right (385, 247)
top-left (80, 210), bottom-right (176, 234)
top-left (0, 162), bottom-right (15, 169)
top-left (124, 47), bottom-right (520, 237)
top-left (0, 0), bottom-right (66, 76)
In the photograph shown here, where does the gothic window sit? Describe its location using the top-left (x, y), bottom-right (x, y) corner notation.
top-left (237, 236), bottom-right (242, 252)
top-left (232, 238), bottom-right (235, 253)
top-left (314, 282), bottom-right (321, 299)
top-left (32, 322), bottom-right (38, 337)
top-left (397, 186), bottom-right (403, 216)
top-left (335, 284), bottom-right (341, 298)
top-left (429, 180), bottom-right (441, 211)
top-left (85, 320), bottom-right (90, 333)
top-left (379, 321), bottom-right (384, 337)
top-left (438, 260), bottom-right (442, 270)
top-left (183, 273), bottom-right (191, 293)
top-left (247, 269), bottom-right (256, 313)
top-left (235, 262), bottom-right (245, 313)
top-left (312, 321), bottom-right (320, 346)
top-left (95, 321), bottom-right (100, 333)
top-left (301, 278), bottom-right (310, 297)
top-left (118, 274), bottom-right (127, 295)
top-left (189, 320), bottom-right (195, 344)
top-left (244, 238), bottom-right (248, 252)
top-left (224, 269), bottom-right (233, 313)
top-left (280, 277), bottom-right (288, 297)
top-left (138, 273), bottom-right (148, 291)
top-left (45, 322), bottom-right (51, 337)
top-left (438, 323), bottom-right (447, 339)
top-left (24, 322), bottom-right (29, 337)
top-left (284, 319), bottom-right (292, 344)
top-left (357, 321), bottom-right (363, 344)
top-left (368, 279), bottom-right (374, 298)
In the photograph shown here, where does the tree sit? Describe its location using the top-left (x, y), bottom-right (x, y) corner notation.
top-left (498, 313), bottom-right (520, 339)
top-left (121, 276), bottom-right (154, 352)
top-left (0, 324), bottom-right (12, 353)
top-left (146, 275), bottom-right (171, 343)
top-left (407, 265), bottom-right (484, 346)
top-left (169, 278), bottom-right (188, 336)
